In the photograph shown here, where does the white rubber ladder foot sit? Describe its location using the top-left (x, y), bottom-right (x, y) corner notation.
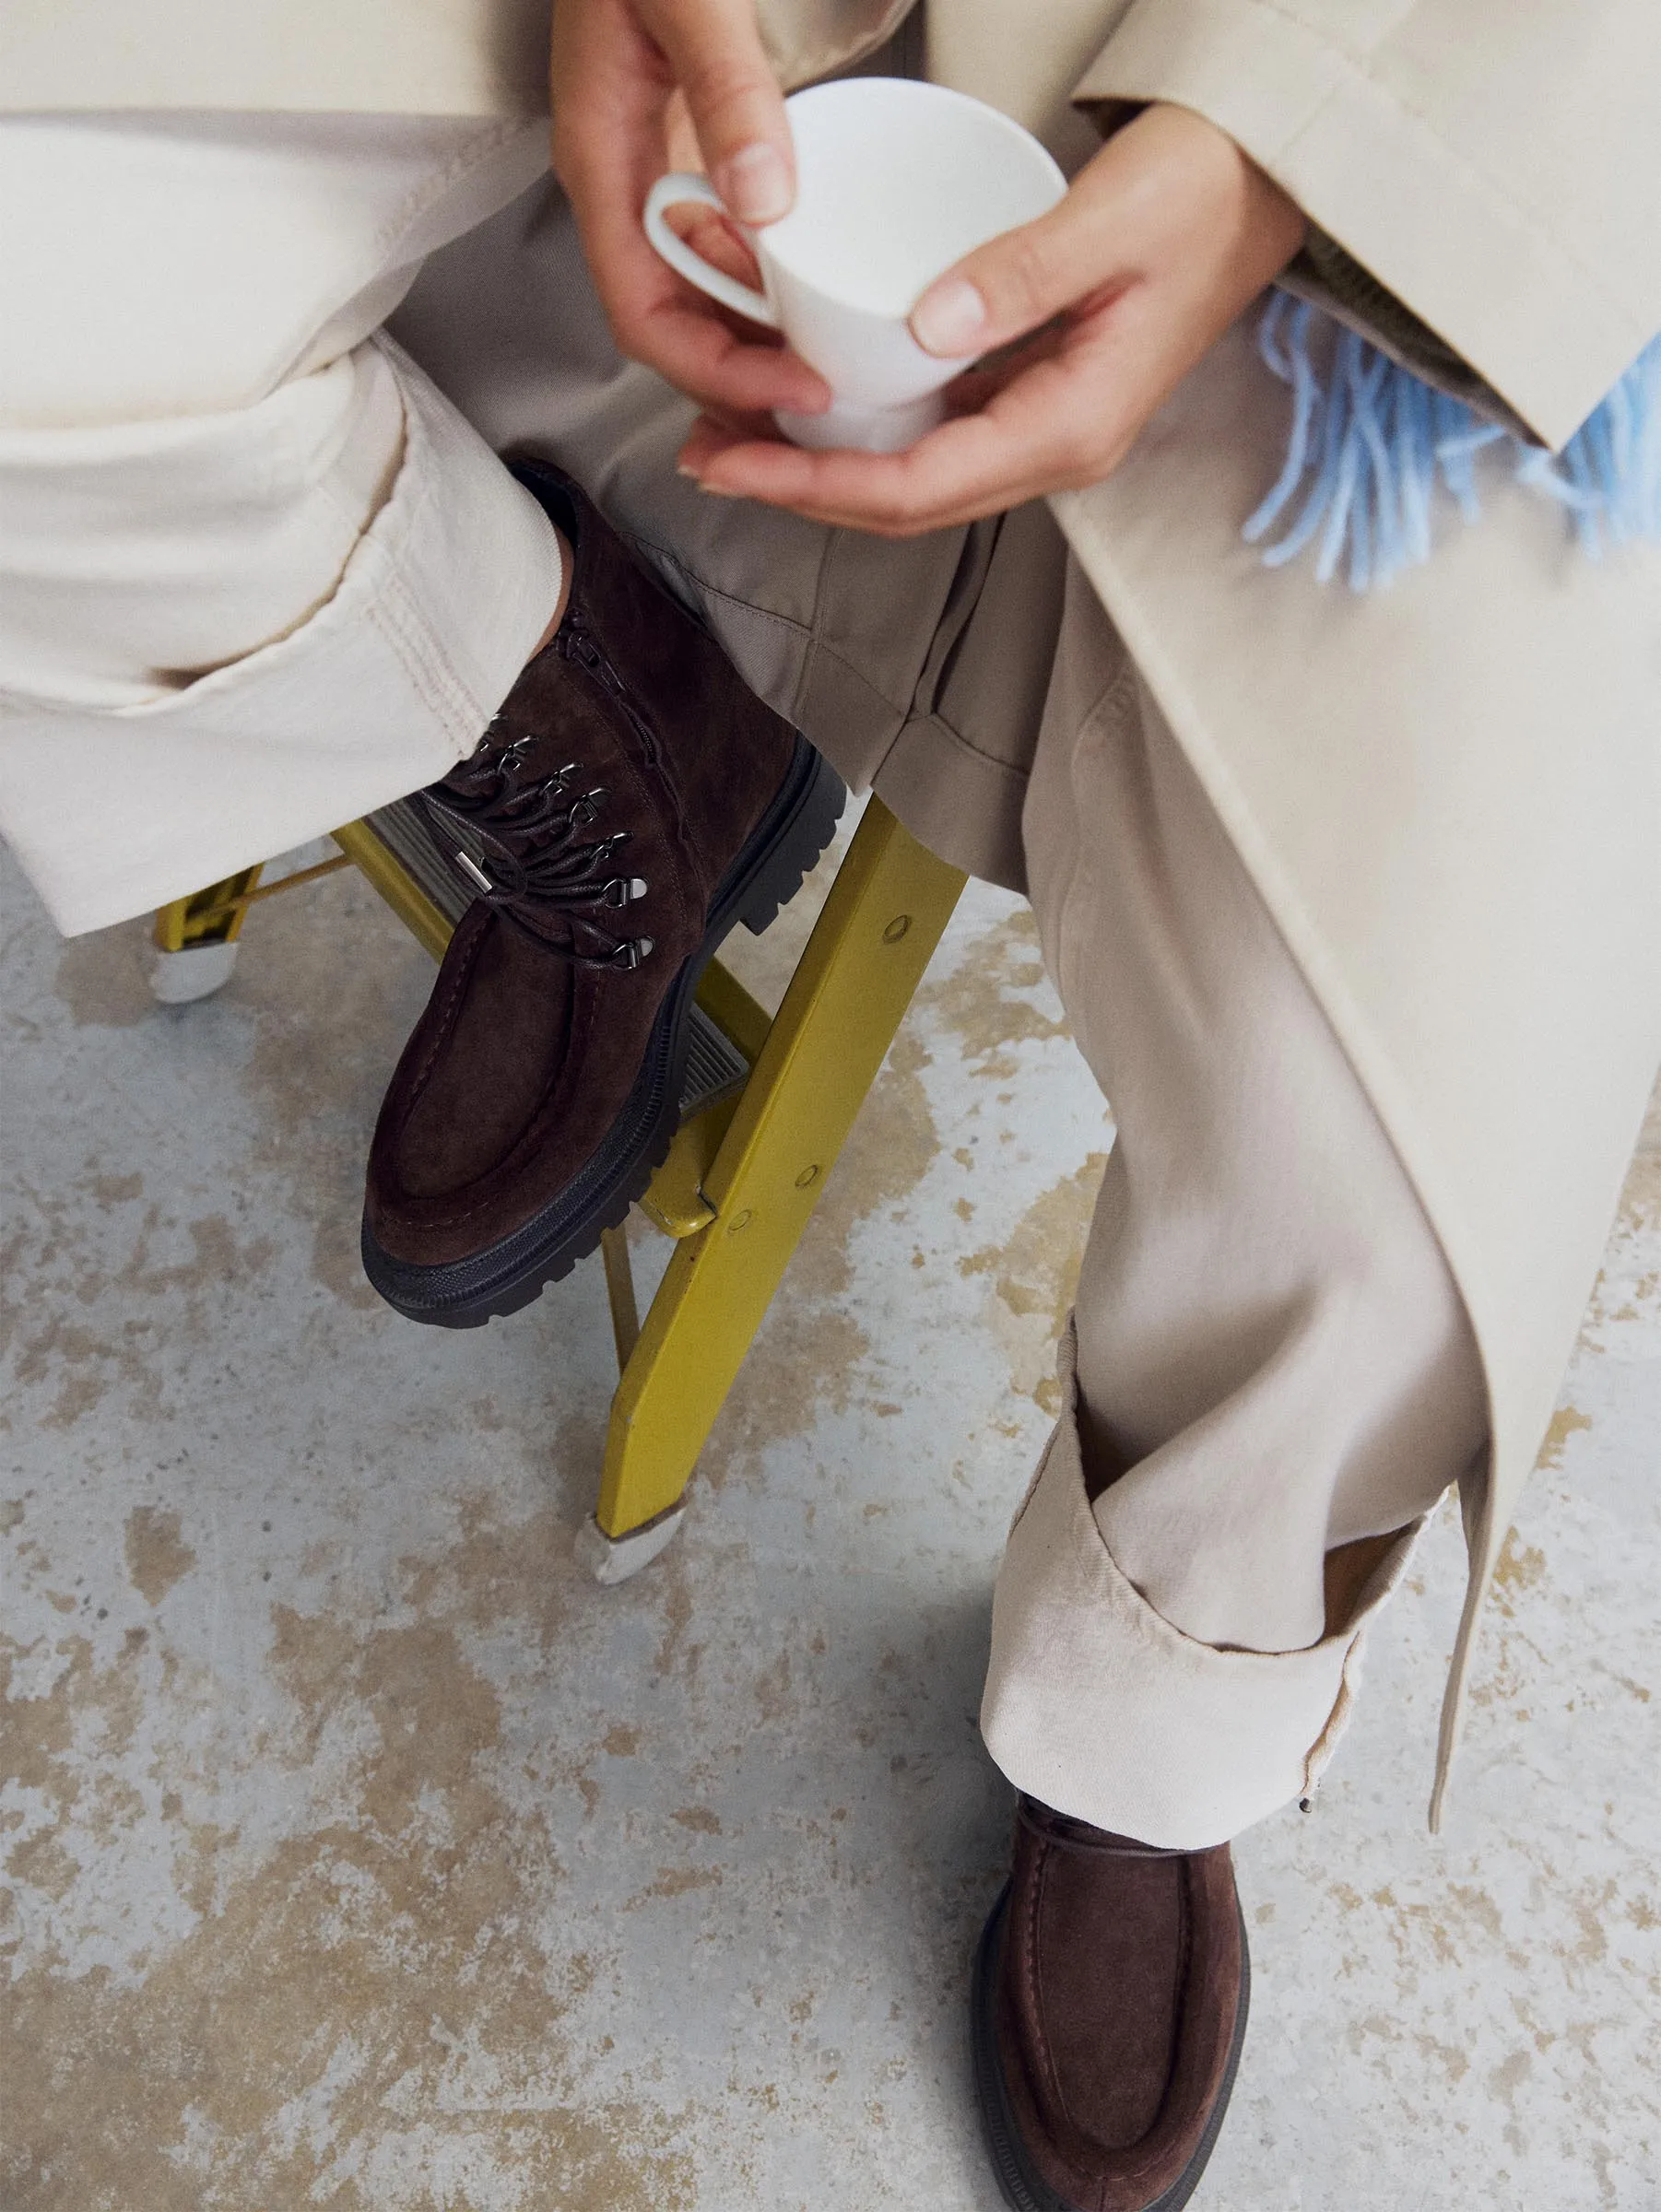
top-left (573, 1502), bottom-right (687, 1585)
top-left (148, 940), bottom-right (240, 1004)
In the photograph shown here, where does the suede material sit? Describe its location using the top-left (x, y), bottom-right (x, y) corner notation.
top-left (1039, 1850), bottom-right (1182, 2149)
top-left (394, 912), bottom-right (575, 1199)
top-left (384, 642), bottom-right (698, 1209)
top-left (993, 1799), bottom-right (1243, 2212)
top-left (560, 464), bottom-right (806, 885)
top-left (364, 465), bottom-right (798, 1266)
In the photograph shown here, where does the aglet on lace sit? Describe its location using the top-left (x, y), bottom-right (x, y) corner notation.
top-left (423, 736), bottom-right (655, 971)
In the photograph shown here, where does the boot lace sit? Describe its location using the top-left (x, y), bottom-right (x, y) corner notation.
top-left (422, 729), bottom-right (654, 971)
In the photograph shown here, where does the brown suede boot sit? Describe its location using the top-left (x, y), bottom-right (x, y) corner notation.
top-left (361, 459), bottom-right (843, 1325)
top-left (972, 1797), bottom-right (1249, 2212)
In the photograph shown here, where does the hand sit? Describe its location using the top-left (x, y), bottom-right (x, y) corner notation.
top-left (678, 103), bottom-right (1308, 535)
top-left (550, 0), bottom-right (831, 420)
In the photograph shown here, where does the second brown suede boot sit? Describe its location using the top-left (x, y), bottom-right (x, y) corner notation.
top-left (972, 1796), bottom-right (1249, 2212)
top-left (360, 459), bottom-right (844, 1325)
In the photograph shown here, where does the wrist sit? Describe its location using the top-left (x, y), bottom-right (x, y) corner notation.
top-left (1140, 100), bottom-right (1306, 276)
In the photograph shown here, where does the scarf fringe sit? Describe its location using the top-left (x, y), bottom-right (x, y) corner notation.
top-left (1243, 294), bottom-right (1661, 589)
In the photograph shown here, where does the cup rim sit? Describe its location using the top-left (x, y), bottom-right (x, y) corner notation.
top-left (761, 77), bottom-right (1066, 312)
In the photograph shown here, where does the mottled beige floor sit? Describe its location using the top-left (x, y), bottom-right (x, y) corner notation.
top-left (3, 823), bottom-right (1656, 2211)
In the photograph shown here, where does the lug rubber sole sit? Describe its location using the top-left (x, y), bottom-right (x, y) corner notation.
top-left (360, 735), bottom-right (845, 1326)
top-left (971, 1881), bottom-right (1251, 2212)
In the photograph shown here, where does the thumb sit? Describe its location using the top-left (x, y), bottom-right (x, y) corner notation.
top-left (642, 0), bottom-right (795, 225)
top-left (910, 182), bottom-right (1114, 359)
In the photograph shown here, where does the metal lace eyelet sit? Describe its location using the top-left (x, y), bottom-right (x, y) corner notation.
top-left (613, 935), bottom-right (654, 970)
top-left (601, 876), bottom-right (649, 908)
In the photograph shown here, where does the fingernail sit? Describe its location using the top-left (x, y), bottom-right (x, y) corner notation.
top-left (720, 142), bottom-right (791, 225)
top-left (912, 277), bottom-right (987, 357)
top-left (677, 464), bottom-right (700, 479)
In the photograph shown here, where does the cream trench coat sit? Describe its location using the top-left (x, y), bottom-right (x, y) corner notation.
top-left (7, 0), bottom-right (1659, 1821)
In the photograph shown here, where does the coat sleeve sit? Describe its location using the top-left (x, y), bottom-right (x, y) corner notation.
top-left (1069, 0), bottom-right (1661, 450)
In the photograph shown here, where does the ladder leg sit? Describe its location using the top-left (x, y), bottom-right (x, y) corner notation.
top-left (148, 866), bottom-right (264, 1004)
top-left (599, 1223), bottom-right (642, 1369)
top-left (593, 801), bottom-right (965, 1547)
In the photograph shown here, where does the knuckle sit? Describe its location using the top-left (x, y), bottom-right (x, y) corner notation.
top-left (679, 56), bottom-right (768, 128)
top-left (1055, 432), bottom-right (1102, 484)
top-left (609, 324), bottom-right (656, 373)
top-left (1045, 403), bottom-right (1116, 487)
top-left (874, 488), bottom-right (926, 535)
top-left (990, 228), bottom-right (1061, 332)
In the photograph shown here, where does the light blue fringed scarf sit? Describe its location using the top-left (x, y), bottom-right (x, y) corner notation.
top-left (1243, 291), bottom-right (1661, 588)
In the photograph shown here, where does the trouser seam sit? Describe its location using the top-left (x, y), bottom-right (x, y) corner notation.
top-left (1047, 658), bottom-right (1139, 1018)
top-left (369, 563), bottom-right (488, 752)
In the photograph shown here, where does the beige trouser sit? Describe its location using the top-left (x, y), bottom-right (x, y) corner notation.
top-left (0, 117), bottom-right (1487, 1847)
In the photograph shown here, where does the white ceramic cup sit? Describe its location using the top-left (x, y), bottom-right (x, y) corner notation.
top-left (642, 77), bottom-right (1066, 453)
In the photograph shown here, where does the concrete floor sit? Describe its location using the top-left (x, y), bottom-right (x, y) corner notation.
top-left (3, 818), bottom-right (1657, 2212)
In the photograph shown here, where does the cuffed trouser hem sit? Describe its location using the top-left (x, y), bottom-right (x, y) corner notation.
top-left (980, 1324), bottom-right (1423, 1851)
top-left (0, 338), bottom-right (560, 935)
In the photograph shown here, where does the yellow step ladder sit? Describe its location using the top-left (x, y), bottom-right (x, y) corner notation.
top-left (155, 790), bottom-right (965, 1579)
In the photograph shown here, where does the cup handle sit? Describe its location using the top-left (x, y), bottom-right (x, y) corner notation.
top-left (642, 173), bottom-right (779, 328)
